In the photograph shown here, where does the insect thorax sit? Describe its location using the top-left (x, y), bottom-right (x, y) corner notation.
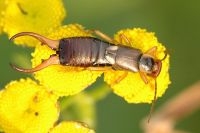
top-left (105, 45), bottom-right (142, 72)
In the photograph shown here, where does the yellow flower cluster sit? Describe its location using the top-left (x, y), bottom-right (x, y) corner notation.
top-left (0, 0), bottom-right (170, 132)
top-left (104, 28), bottom-right (170, 103)
top-left (1, 0), bottom-right (66, 46)
top-left (0, 0), bottom-right (6, 33)
top-left (0, 78), bottom-right (95, 133)
top-left (0, 79), bottom-right (58, 133)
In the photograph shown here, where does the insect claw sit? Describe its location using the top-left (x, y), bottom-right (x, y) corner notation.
top-left (10, 55), bottom-right (60, 73)
top-left (10, 63), bottom-right (27, 73)
top-left (10, 32), bottom-right (59, 50)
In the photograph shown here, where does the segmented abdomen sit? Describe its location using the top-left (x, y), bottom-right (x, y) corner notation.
top-left (58, 37), bottom-right (110, 66)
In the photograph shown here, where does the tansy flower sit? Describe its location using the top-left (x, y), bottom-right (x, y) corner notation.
top-left (50, 121), bottom-right (95, 133)
top-left (104, 28), bottom-right (170, 103)
top-left (0, 0), bottom-right (7, 33)
top-left (32, 24), bottom-right (103, 96)
top-left (0, 78), bottom-right (59, 133)
top-left (2, 0), bottom-right (66, 47)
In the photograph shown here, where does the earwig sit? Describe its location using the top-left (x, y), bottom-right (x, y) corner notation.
top-left (10, 31), bottom-right (167, 122)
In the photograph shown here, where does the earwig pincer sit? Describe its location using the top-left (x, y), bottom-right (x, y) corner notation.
top-left (10, 31), bottom-right (167, 121)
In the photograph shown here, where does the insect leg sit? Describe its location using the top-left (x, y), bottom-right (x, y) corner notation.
top-left (145, 46), bottom-right (157, 57)
top-left (86, 66), bottom-right (112, 71)
top-left (119, 33), bottom-right (133, 46)
top-left (139, 72), bottom-right (149, 84)
top-left (145, 46), bottom-right (168, 61)
top-left (86, 67), bottom-right (127, 85)
top-left (88, 30), bottom-right (116, 43)
top-left (110, 72), bottom-right (128, 86)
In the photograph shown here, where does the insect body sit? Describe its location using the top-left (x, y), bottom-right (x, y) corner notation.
top-left (10, 32), bottom-right (163, 80)
top-left (58, 37), bottom-right (111, 67)
top-left (59, 37), bottom-right (143, 72)
top-left (10, 31), bottom-right (167, 122)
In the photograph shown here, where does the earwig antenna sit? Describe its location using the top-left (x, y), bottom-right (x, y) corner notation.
top-left (147, 79), bottom-right (157, 123)
top-left (10, 55), bottom-right (60, 73)
top-left (10, 32), bottom-right (59, 50)
top-left (160, 50), bottom-right (168, 61)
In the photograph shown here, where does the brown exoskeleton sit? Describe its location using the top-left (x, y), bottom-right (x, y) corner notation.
top-left (10, 30), bottom-right (167, 122)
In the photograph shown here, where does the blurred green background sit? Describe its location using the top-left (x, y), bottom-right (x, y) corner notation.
top-left (1, 0), bottom-right (200, 132)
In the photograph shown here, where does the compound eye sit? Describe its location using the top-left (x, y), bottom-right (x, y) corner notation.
top-left (139, 56), bottom-right (155, 73)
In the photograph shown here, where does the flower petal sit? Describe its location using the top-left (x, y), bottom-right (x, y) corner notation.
top-left (0, 0), bottom-right (7, 33)
top-left (104, 28), bottom-right (170, 103)
top-left (0, 78), bottom-right (59, 133)
top-left (50, 121), bottom-right (95, 133)
top-left (2, 0), bottom-right (66, 47)
top-left (32, 24), bottom-right (103, 97)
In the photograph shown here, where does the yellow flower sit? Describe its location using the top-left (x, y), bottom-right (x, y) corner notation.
top-left (104, 28), bottom-right (170, 103)
top-left (32, 24), bottom-right (103, 96)
top-left (0, 78), bottom-right (59, 133)
top-left (2, 0), bottom-right (66, 47)
top-left (50, 121), bottom-right (95, 133)
top-left (0, 0), bottom-right (7, 33)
